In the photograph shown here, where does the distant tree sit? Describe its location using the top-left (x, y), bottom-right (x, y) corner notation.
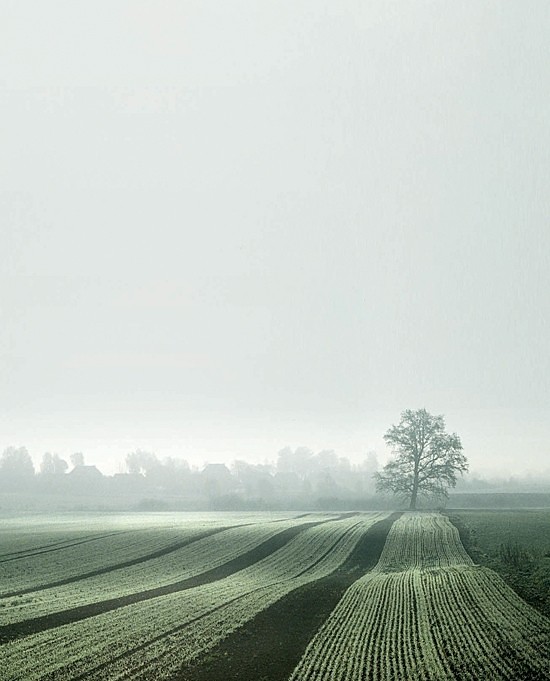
top-left (316, 449), bottom-right (339, 470)
top-left (201, 463), bottom-right (234, 500)
top-left (351, 452), bottom-right (378, 495)
top-left (375, 408), bottom-right (467, 510)
top-left (54, 454), bottom-right (69, 474)
top-left (231, 460), bottom-right (274, 500)
top-left (40, 453), bottom-right (68, 475)
top-left (124, 451), bottom-right (192, 493)
top-left (40, 453), bottom-right (54, 475)
top-left (0, 446), bottom-right (35, 487)
top-left (125, 450), bottom-right (159, 476)
top-left (70, 452), bottom-right (85, 467)
top-left (152, 456), bottom-right (190, 492)
top-left (276, 446), bottom-right (314, 478)
top-left (362, 451), bottom-right (378, 476)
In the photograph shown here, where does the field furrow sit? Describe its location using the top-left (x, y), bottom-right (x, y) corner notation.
top-left (0, 526), bottom-right (232, 599)
top-left (0, 526), bottom-right (223, 597)
top-left (0, 512), bottom-right (308, 596)
top-left (0, 531), bottom-right (132, 562)
top-left (289, 512), bottom-right (550, 681)
top-left (0, 514), bottom-right (342, 634)
top-left (170, 513), bottom-right (400, 681)
top-left (0, 513), bottom-right (387, 680)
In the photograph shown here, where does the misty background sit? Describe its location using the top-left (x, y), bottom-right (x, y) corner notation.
top-left (1, 2), bottom-right (549, 482)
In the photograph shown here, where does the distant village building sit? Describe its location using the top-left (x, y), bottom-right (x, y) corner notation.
top-left (110, 472), bottom-right (146, 492)
top-left (67, 464), bottom-right (105, 490)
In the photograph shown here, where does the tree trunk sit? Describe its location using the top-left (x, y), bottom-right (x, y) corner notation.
top-left (410, 459), bottom-right (419, 510)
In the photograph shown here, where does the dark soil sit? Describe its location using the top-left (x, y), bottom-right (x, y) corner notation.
top-left (2, 526), bottom-right (232, 598)
top-left (0, 531), bottom-right (128, 563)
top-left (0, 514), bottom-right (350, 643)
top-left (172, 512), bottom-right (401, 681)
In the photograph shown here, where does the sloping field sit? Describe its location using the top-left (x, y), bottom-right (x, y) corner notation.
top-left (0, 512), bottom-right (388, 680)
top-left (0, 514), bottom-right (334, 626)
top-left (2, 511), bottom-right (549, 681)
top-left (174, 513), bottom-right (400, 681)
top-left (289, 512), bottom-right (550, 680)
top-left (450, 509), bottom-right (550, 619)
top-left (0, 512), bottom-right (231, 559)
top-left (0, 512), bottom-right (306, 597)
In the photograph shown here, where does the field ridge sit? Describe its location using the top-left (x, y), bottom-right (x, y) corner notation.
top-left (1, 526), bottom-right (232, 598)
top-left (67, 518), bottom-right (373, 681)
top-left (289, 512), bottom-right (550, 681)
top-left (0, 513), bottom-right (353, 643)
top-left (0, 531), bottom-right (130, 562)
top-left (171, 512), bottom-right (401, 681)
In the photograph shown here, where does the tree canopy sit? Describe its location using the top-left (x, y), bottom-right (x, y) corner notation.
top-left (375, 408), bottom-right (467, 510)
top-left (40, 453), bottom-right (68, 475)
top-left (0, 446), bottom-right (35, 488)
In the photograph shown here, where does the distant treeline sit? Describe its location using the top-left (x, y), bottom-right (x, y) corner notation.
top-left (1, 446), bottom-right (548, 512)
top-left (0, 446), bottom-right (381, 511)
top-left (448, 492), bottom-right (550, 509)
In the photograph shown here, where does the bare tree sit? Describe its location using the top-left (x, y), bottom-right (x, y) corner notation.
top-left (375, 408), bottom-right (467, 510)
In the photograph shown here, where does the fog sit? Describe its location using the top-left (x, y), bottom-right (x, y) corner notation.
top-left (1, 2), bottom-right (549, 480)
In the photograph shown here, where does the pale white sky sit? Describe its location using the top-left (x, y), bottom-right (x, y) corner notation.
top-left (1, 2), bottom-right (549, 476)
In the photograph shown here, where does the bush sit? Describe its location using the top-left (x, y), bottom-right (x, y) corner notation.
top-left (497, 540), bottom-right (533, 569)
top-left (134, 497), bottom-right (170, 511)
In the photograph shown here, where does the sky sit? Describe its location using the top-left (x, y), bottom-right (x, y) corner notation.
top-left (1, 1), bottom-right (549, 476)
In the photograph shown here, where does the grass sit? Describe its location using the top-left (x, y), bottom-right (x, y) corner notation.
top-left (447, 509), bottom-right (550, 619)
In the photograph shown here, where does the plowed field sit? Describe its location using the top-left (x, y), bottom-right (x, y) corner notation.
top-left (1, 510), bottom-right (548, 680)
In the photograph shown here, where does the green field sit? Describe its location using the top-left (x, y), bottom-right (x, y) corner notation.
top-left (1, 510), bottom-right (549, 680)
top-left (449, 509), bottom-right (550, 619)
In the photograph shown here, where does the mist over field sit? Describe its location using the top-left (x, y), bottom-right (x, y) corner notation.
top-left (3, 7), bottom-right (550, 680)
top-left (2, 2), bottom-right (549, 484)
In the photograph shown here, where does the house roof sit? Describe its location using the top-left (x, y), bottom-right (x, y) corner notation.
top-left (68, 464), bottom-right (103, 478)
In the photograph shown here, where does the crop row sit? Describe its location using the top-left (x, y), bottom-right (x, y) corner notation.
top-left (1, 513), bottom-right (388, 680)
top-left (290, 513), bottom-right (550, 681)
top-left (0, 511), bottom-right (301, 563)
top-left (0, 515), bottom-right (328, 626)
top-left (374, 512), bottom-right (473, 572)
top-left (0, 512), bottom-right (217, 557)
top-left (0, 523), bottom-right (222, 598)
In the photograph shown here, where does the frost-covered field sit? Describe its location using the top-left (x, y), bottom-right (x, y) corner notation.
top-left (1, 510), bottom-right (549, 680)
top-left (290, 513), bottom-right (550, 680)
top-left (0, 514), bottom-right (330, 623)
